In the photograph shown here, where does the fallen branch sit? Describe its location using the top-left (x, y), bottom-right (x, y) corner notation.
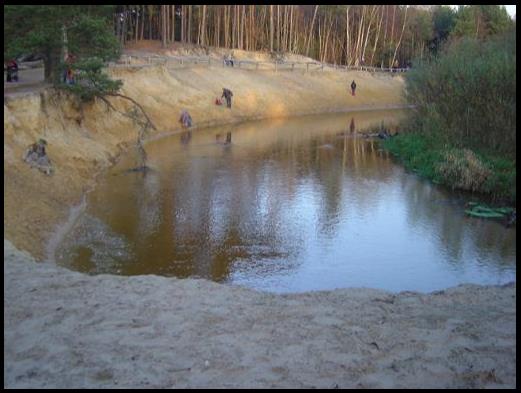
top-left (96, 93), bottom-right (156, 132)
top-left (105, 93), bottom-right (157, 131)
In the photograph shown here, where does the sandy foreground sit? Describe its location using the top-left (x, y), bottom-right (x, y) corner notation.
top-left (4, 239), bottom-right (516, 389)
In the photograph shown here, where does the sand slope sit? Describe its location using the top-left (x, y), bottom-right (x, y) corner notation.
top-left (4, 239), bottom-right (516, 388)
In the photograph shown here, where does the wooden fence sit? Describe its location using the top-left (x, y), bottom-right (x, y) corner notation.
top-left (109, 54), bottom-right (409, 73)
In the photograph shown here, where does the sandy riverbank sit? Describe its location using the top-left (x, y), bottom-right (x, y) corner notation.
top-left (4, 239), bottom-right (516, 388)
top-left (4, 63), bottom-right (405, 260)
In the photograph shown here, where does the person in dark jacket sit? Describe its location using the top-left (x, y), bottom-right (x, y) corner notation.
top-left (350, 80), bottom-right (357, 96)
top-left (179, 110), bottom-right (193, 128)
top-left (6, 59), bottom-right (18, 82)
top-left (222, 88), bottom-right (233, 109)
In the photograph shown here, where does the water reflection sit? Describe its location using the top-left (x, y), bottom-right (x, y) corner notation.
top-left (180, 130), bottom-right (192, 145)
top-left (56, 110), bottom-right (516, 293)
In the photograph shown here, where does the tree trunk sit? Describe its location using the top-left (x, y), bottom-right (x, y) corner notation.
top-left (306, 5), bottom-right (319, 57)
top-left (370, 6), bottom-right (384, 66)
top-left (216, 6), bottom-right (220, 47)
top-left (231, 5), bottom-right (235, 48)
top-left (240, 5), bottom-right (245, 49)
top-left (381, 5), bottom-right (388, 67)
top-left (346, 7), bottom-right (350, 65)
top-left (270, 5), bottom-right (274, 52)
top-left (236, 5), bottom-right (240, 49)
top-left (224, 6), bottom-right (228, 48)
top-left (318, 18), bottom-right (322, 61)
top-left (354, 6), bottom-right (365, 66)
top-left (289, 5), bottom-right (294, 53)
top-left (44, 47), bottom-right (60, 83)
top-left (147, 6), bottom-right (152, 40)
top-left (362, 5), bottom-right (378, 64)
top-left (171, 5), bottom-right (175, 42)
top-left (181, 5), bottom-right (185, 42)
top-left (135, 7), bottom-right (139, 42)
top-left (389, 5), bottom-right (396, 67)
top-left (322, 13), bottom-right (333, 62)
top-left (161, 5), bottom-right (167, 48)
top-left (277, 5), bottom-right (280, 52)
top-left (62, 24), bottom-right (68, 63)
top-left (200, 5), bottom-right (207, 46)
top-left (391, 5), bottom-right (407, 69)
top-left (140, 5), bottom-right (145, 40)
top-left (187, 5), bottom-right (192, 44)
top-left (166, 5), bottom-right (170, 44)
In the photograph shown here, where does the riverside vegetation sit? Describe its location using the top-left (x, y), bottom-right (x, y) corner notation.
top-left (383, 28), bottom-right (516, 209)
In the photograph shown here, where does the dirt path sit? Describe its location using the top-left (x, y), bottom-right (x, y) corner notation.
top-left (4, 239), bottom-right (516, 389)
top-left (4, 68), bottom-right (49, 96)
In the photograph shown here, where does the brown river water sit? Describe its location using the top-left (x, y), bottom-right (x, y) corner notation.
top-left (55, 110), bottom-right (516, 293)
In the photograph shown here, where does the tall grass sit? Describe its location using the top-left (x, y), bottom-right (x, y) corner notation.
top-left (405, 29), bottom-right (516, 158)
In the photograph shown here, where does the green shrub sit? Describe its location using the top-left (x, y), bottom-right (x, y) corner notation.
top-left (404, 29), bottom-right (516, 158)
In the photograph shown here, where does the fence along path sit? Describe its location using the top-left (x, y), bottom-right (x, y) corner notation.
top-left (4, 54), bottom-right (407, 96)
top-left (109, 54), bottom-right (409, 73)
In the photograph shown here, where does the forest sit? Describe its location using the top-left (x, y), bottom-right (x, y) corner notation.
top-left (111, 5), bottom-right (514, 67)
top-left (5, 5), bottom-right (514, 78)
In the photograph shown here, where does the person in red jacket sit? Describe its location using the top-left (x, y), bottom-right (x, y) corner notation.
top-left (6, 59), bottom-right (18, 82)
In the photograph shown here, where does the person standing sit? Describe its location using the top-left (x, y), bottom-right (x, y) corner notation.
top-left (6, 59), bottom-right (18, 82)
top-left (179, 110), bottom-right (193, 127)
top-left (350, 80), bottom-right (357, 96)
top-left (64, 54), bottom-right (76, 84)
top-left (222, 88), bottom-right (233, 109)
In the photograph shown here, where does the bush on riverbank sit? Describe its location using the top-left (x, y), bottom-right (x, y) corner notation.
top-left (404, 29), bottom-right (516, 158)
top-left (386, 28), bottom-right (516, 203)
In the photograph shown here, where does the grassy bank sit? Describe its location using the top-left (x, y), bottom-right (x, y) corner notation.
top-left (382, 131), bottom-right (516, 204)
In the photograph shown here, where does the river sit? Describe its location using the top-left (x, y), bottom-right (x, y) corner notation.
top-left (56, 109), bottom-right (516, 293)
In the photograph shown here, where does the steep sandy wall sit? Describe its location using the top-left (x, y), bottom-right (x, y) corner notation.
top-left (4, 64), bottom-right (405, 259)
top-left (109, 65), bottom-right (406, 131)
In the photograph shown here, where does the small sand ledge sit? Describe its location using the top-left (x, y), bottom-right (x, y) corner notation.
top-left (4, 239), bottom-right (516, 388)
